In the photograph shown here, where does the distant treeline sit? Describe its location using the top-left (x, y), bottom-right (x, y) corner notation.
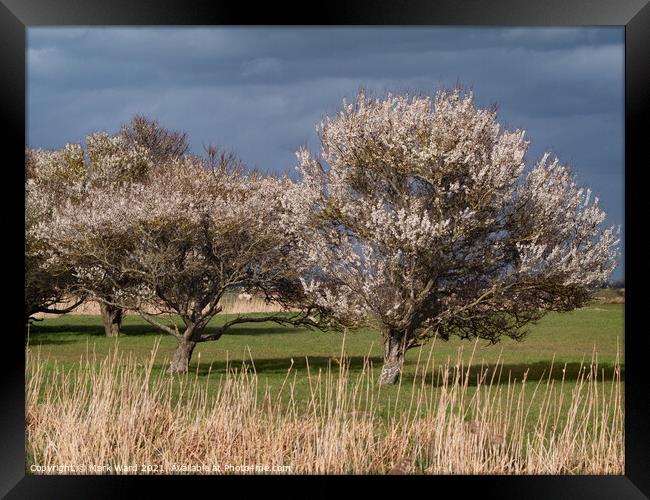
top-left (603, 280), bottom-right (625, 289)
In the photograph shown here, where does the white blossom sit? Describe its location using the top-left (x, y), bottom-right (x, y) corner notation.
top-left (282, 88), bottom-right (619, 383)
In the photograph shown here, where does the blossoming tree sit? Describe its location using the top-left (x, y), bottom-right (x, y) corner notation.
top-left (25, 146), bottom-right (87, 322)
top-left (88, 116), bottom-right (191, 335)
top-left (119, 114), bottom-right (189, 163)
top-left (286, 89), bottom-right (619, 384)
top-left (26, 116), bottom-right (190, 334)
top-left (41, 153), bottom-right (321, 373)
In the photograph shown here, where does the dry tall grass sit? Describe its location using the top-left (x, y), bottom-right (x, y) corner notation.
top-left (32, 293), bottom-right (287, 319)
top-left (216, 293), bottom-right (289, 314)
top-left (26, 338), bottom-right (623, 475)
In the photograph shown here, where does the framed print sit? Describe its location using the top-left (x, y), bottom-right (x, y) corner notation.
top-left (2, 0), bottom-right (648, 497)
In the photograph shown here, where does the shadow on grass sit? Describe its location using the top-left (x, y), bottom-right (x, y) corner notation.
top-left (183, 356), bottom-right (624, 385)
top-left (400, 361), bottom-right (624, 386)
top-left (220, 326), bottom-right (308, 336)
top-left (29, 323), bottom-right (149, 336)
top-left (28, 324), bottom-right (157, 345)
top-left (28, 323), bottom-right (303, 341)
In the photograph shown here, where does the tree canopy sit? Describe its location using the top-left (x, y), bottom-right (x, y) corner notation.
top-left (284, 89), bottom-right (619, 383)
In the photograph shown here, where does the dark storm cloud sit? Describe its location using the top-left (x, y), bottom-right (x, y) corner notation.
top-left (27, 27), bottom-right (624, 277)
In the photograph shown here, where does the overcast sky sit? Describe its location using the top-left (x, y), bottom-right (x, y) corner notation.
top-left (27, 27), bottom-right (624, 279)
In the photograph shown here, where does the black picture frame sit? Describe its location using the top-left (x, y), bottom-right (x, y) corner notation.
top-left (2, 0), bottom-right (647, 497)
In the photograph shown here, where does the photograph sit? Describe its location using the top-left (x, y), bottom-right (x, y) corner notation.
top-left (22, 25), bottom-right (628, 477)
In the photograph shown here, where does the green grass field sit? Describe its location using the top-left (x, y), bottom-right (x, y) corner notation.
top-left (27, 303), bottom-right (624, 426)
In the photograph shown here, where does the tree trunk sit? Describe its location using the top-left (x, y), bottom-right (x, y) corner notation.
top-left (100, 302), bottom-right (123, 337)
top-left (168, 338), bottom-right (197, 374)
top-left (379, 331), bottom-right (407, 385)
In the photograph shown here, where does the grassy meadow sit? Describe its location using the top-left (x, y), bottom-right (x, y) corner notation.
top-left (26, 300), bottom-right (624, 474)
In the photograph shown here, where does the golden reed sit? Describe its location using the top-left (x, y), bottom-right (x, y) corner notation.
top-left (26, 337), bottom-right (623, 475)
